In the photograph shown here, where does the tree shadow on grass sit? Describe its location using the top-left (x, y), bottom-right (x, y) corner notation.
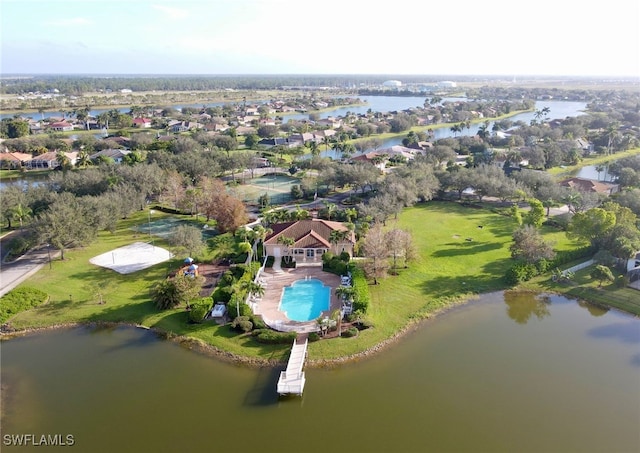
top-left (432, 241), bottom-right (503, 258)
top-left (35, 298), bottom-right (76, 314)
top-left (417, 273), bottom-right (503, 299)
top-left (82, 299), bottom-right (159, 325)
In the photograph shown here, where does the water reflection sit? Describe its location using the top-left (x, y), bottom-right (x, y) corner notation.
top-left (2, 291), bottom-right (638, 453)
top-left (576, 300), bottom-right (609, 317)
top-left (504, 291), bottom-right (551, 324)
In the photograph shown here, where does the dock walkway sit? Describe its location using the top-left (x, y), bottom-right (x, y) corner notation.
top-left (277, 338), bottom-right (308, 396)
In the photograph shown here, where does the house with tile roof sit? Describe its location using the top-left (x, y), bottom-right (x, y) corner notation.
top-left (263, 219), bottom-right (355, 264)
top-left (0, 152), bottom-right (33, 169)
top-left (47, 120), bottom-right (74, 132)
top-left (26, 151), bottom-right (77, 169)
top-left (132, 118), bottom-right (152, 128)
top-left (559, 177), bottom-right (619, 195)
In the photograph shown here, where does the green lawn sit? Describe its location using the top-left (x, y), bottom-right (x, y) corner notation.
top-left (4, 209), bottom-right (293, 361)
top-left (0, 201), bottom-right (604, 362)
top-left (523, 265), bottom-right (640, 316)
top-left (307, 201), bottom-right (582, 359)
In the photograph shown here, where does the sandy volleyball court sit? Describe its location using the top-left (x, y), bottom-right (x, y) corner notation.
top-left (89, 242), bottom-right (173, 274)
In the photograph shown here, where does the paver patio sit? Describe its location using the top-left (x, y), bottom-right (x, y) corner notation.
top-left (251, 265), bottom-right (343, 333)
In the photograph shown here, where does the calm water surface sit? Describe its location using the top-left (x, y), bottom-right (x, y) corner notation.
top-left (2, 291), bottom-right (638, 453)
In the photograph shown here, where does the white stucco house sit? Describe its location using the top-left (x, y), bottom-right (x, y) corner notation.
top-left (263, 219), bottom-right (355, 264)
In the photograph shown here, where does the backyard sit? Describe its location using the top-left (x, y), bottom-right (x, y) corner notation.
top-left (0, 201), bottom-right (607, 362)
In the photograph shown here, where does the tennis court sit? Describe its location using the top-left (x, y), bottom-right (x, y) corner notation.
top-left (227, 173), bottom-right (299, 205)
top-left (131, 218), bottom-right (217, 240)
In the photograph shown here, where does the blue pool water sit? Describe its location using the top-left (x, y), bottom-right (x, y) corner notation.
top-left (279, 279), bottom-right (330, 322)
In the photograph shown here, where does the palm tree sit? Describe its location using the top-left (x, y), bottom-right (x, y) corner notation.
top-left (595, 165), bottom-right (605, 181)
top-left (277, 236), bottom-right (295, 264)
top-left (76, 149), bottom-right (92, 168)
top-left (605, 123), bottom-right (620, 155)
top-left (329, 229), bottom-right (349, 253)
top-left (305, 140), bottom-right (319, 157)
top-left (450, 124), bottom-right (462, 137)
top-left (335, 285), bottom-right (356, 302)
top-left (324, 202), bottom-right (337, 221)
top-left (55, 151), bottom-right (71, 171)
top-left (10, 203), bottom-right (32, 229)
top-left (322, 135), bottom-right (332, 151)
top-left (477, 122), bottom-right (490, 140)
top-left (341, 143), bottom-right (356, 160)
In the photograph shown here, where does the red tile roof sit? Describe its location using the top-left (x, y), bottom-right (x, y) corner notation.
top-left (264, 219), bottom-right (354, 247)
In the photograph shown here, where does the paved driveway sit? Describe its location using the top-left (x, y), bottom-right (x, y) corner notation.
top-left (0, 246), bottom-right (56, 297)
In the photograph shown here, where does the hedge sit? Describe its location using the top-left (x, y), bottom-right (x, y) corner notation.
top-left (251, 329), bottom-right (297, 344)
top-left (0, 287), bottom-right (49, 324)
top-left (351, 267), bottom-right (370, 313)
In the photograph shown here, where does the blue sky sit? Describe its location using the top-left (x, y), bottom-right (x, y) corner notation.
top-left (1, 0), bottom-right (639, 77)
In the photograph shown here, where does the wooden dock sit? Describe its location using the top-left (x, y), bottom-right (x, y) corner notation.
top-left (277, 338), bottom-right (308, 396)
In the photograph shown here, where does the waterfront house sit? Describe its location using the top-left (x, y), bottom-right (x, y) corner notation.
top-left (263, 219), bottom-right (355, 264)
top-left (0, 152), bottom-right (33, 169)
top-left (47, 120), bottom-right (74, 132)
top-left (559, 177), bottom-right (619, 195)
top-left (26, 151), bottom-right (77, 169)
top-left (132, 118), bottom-right (152, 128)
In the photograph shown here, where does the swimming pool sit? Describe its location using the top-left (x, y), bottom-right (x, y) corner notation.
top-left (279, 278), bottom-right (330, 322)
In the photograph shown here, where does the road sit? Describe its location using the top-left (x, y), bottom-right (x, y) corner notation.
top-left (0, 243), bottom-right (56, 298)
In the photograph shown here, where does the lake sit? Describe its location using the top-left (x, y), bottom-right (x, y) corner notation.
top-left (2, 291), bottom-right (638, 453)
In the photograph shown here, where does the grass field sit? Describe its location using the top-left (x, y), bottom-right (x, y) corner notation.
top-left (307, 201), bottom-right (583, 359)
top-left (3, 201), bottom-right (631, 362)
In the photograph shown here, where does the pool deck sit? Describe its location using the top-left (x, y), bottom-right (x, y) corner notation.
top-left (252, 266), bottom-right (343, 333)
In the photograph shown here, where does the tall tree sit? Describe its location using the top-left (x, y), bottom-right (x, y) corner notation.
top-left (363, 224), bottom-right (389, 284)
top-left (169, 224), bottom-right (205, 258)
top-left (34, 195), bottom-right (96, 260)
top-left (510, 225), bottom-right (556, 264)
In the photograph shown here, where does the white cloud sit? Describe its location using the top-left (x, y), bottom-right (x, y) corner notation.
top-left (152, 4), bottom-right (190, 20)
top-left (45, 17), bottom-right (93, 26)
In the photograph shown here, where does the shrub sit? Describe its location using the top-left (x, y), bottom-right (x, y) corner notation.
top-left (0, 287), bottom-right (49, 324)
top-left (265, 256), bottom-right (275, 268)
top-left (535, 259), bottom-right (551, 273)
top-left (341, 327), bottom-right (359, 338)
top-left (252, 329), bottom-right (297, 344)
top-left (219, 270), bottom-right (235, 286)
top-left (231, 316), bottom-right (253, 333)
top-left (212, 286), bottom-right (232, 303)
top-left (322, 255), bottom-right (348, 275)
top-left (230, 264), bottom-right (248, 279)
top-left (249, 315), bottom-right (267, 330)
top-left (308, 332), bottom-right (320, 342)
top-left (227, 301), bottom-right (251, 319)
top-left (188, 302), bottom-right (210, 324)
top-left (6, 235), bottom-right (36, 261)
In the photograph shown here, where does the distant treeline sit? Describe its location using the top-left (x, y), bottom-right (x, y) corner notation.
top-left (1, 74), bottom-right (477, 95)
